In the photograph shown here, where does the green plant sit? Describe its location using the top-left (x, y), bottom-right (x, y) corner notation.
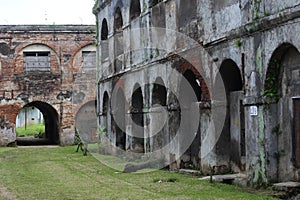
top-left (234, 39), bottom-right (242, 48)
top-left (271, 124), bottom-right (282, 136)
top-left (264, 11), bottom-right (270, 16)
top-left (73, 128), bottom-right (82, 145)
top-left (97, 125), bottom-right (107, 137)
top-left (263, 59), bottom-right (281, 102)
top-left (253, 0), bottom-right (261, 20)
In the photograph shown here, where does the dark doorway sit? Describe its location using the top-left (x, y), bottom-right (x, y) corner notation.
top-left (16, 101), bottom-right (59, 145)
top-left (151, 77), bottom-right (167, 152)
top-left (179, 69), bottom-right (201, 169)
top-left (294, 99), bottom-right (300, 168)
top-left (131, 84), bottom-right (144, 152)
top-left (218, 59), bottom-right (244, 170)
top-left (102, 92), bottom-right (110, 134)
top-left (113, 89), bottom-right (126, 150)
top-left (265, 43), bottom-right (300, 181)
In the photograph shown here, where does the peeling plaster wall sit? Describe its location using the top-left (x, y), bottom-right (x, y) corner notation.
top-left (94, 0), bottom-right (300, 184)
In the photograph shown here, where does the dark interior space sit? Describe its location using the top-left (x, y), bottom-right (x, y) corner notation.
top-left (16, 101), bottom-right (60, 146)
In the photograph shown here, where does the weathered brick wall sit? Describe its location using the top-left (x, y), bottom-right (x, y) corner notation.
top-left (0, 25), bottom-right (96, 146)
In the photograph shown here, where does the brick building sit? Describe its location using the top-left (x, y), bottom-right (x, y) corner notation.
top-left (0, 25), bottom-right (96, 146)
top-left (94, 0), bottom-right (300, 185)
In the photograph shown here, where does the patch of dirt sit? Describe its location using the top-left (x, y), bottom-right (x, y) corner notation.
top-left (0, 183), bottom-right (18, 200)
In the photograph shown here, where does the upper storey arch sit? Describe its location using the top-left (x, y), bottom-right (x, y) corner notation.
top-left (101, 18), bottom-right (109, 40)
top-left (15, 43), bottom-right (60, 74)
top-left (130, 0), bottom-right (141, 20)
top-left (100, 18), bottom-right (109, 60)
top-left (73, 44), bottom-right (97, 73)
top-left (177, 0), bottom-right (197, 29)
top-left (114, 7), bottom-right (123, 33)
top-left (149, 0), bottom-right (163, 8)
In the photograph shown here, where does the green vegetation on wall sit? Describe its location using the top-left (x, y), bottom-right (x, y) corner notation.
top-left (253, 0), bottom-right (261, 20)
top-left (263, 59), bottom-right (281, 101)
top-left (253, 107), bottom-right (268, 188)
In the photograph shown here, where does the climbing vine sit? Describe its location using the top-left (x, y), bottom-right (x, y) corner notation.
top-left (253, 0), bottom-right (261, 20)
top-left (253, 107), bottom-right (268, 188)
top-left (263, 59), bottom-right (281, 102)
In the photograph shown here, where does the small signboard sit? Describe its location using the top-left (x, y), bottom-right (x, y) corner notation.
top-left (250, 106), bottom-right (258, 116)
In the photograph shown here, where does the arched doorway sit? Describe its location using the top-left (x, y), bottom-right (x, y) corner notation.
top-left (218, 59), bottom-right (244, 171)
top-left (114, 7), bottom-right (124, 73)
top-left (179, 69), bottom-right (202, 169)
top-left (264, 43), bottom-right (300, 181)
top-left (131, 83), bottom-right (144, 153)
top-left (150, 77), bottom-right (167, 152)
top-left (75, 100), bottom-right (97, 143)
top-left (102, 92), bottom-right (110, 135)
top-left (16, 101), bottom-right (59, 145)
top-left (112, 89), bottom-right (126, 150)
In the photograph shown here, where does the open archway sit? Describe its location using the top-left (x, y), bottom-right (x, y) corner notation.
top-left (218, 59), bottom-right (244, 171)
top-left (264, 43), bottom-right (300, 181)
top-left (16, 101), bottom-right (59, 145)
top-left (131, 83), bottom-right (145, 153)
top-left (112, 89), bottom-right (126, 150)
top-left (178, 69), bottom-right (202, 169)
top-left (150, 77), bottom-right (167, 152)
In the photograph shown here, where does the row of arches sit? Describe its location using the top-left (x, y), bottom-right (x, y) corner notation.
top-left (98, 0), bottom-right (200, 76)
top-left (100, 0), bottom-right (198, 41)
top-left (97, 42), bottom-right (300, 180)
top-left (99, 57), bottom-right (245, 168)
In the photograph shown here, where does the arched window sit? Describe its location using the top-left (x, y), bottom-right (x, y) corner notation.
top-left (114, 7), bottom-right (124, 65)
top-left (101, 19), bottom-right (109, 60)
top-left (22, 44), bottom-right (54, 72)
top-left (130, 0), bottom-right (141, 20)
top-left (114, 7), bottom-right (123, 33)
top-left (101, 19), bottom-right (108, 40)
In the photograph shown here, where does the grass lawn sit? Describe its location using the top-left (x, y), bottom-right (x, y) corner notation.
top-left (0, 146), bottom-right (278, 200)
top-left (16, 124), bottom-right (45, 137)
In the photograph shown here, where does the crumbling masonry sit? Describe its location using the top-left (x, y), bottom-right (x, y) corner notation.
top-left (0, 25), bottom-right (96, 146)
top-left (94, 0), bottom-right (300, 185)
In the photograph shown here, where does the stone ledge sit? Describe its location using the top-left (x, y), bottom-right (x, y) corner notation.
top-left (273, 182), bottom-right (300, 191)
